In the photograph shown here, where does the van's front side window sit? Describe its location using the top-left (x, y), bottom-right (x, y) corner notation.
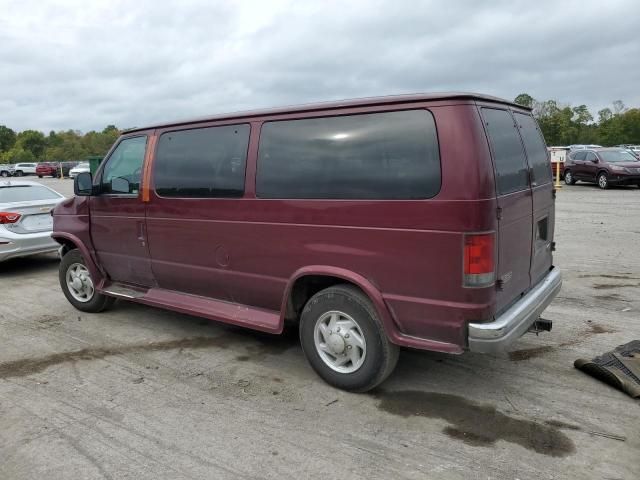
top-left (101, 136), bottom-right (147, 194)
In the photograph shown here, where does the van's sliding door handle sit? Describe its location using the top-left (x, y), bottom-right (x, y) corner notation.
top-left (137, 221), bottom-right (146, 247)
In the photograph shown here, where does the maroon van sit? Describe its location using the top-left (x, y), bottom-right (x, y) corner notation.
top-left (52, 93), bottom-right (561, 392)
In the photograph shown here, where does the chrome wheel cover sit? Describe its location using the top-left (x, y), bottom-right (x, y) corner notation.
top-left (314, 310), bottom-right (366, 373)
top-left (66, 263), bottom-right (94, 303)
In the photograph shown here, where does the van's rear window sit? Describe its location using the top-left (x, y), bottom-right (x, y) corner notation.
top-left (515, 113), bottom-right (552, 185)
top-left (482, 108), bottom-right (529, 195)
top-left (256, 110), bottom-right (441, 199)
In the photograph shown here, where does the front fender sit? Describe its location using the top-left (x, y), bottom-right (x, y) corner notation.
top-left (51, 231), bottom-right (105, 288)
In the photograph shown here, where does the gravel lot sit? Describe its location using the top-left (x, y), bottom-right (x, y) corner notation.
top-left (1, 177), bottom-right (639, 480)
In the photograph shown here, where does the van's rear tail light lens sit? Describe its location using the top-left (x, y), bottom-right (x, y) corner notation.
top-left (464, 233), bottom-right (495, 287)
top-left (0, 212), bottom-right (21, 224)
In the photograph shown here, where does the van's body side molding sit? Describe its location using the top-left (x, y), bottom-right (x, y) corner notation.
top-left (281, 266), bottom-right (463, 354)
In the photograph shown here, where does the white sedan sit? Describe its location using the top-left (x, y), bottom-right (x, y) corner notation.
top-left (69, 162), bottom-right (90, 179)
top-left (0, 180), bottom-right (66, 262)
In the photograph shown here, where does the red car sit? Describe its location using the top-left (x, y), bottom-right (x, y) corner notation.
top-left (36, 162), bottom-right (60, 178)
top-left (52, 93), bottom-right (561, 391)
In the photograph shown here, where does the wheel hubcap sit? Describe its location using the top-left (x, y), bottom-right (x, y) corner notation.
top-left (599, 175), bottom-right (607, 188)
top-left (314, 310), bottom-right (366, 373)
top-left (66, 263), bottom-right (94, 303)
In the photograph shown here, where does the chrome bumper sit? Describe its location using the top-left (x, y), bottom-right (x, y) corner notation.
top-left (468, 268), bottom-right (562, 353)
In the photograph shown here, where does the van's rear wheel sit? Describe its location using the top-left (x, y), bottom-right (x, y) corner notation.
top-left (299, 284), bottom-right (399, 392)
top-left (59, 249), bottom-right (114, 313)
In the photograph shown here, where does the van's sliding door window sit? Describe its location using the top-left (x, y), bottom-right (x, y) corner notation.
top-left (482, 108), bottom-right (529, 195)
top-left (256, 110), bottom-right (441, 199)
top-left (154, 125), bottom-right (250, 198)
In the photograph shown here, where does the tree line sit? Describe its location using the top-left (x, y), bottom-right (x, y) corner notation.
top-left (514, 94), bottom-right (640, 146)
top-left (1, 95), bottom-right (639, 164)
top-left (0, 126), bottom-right (120, 164)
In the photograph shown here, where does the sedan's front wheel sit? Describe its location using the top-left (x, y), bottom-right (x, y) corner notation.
top-left (59, 249), bottom-right (114, 313)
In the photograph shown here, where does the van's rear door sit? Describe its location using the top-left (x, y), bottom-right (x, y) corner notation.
top-left (480, 107), bottom-right (533, 313)
top-left (514, 112), bottom-right (554, 286)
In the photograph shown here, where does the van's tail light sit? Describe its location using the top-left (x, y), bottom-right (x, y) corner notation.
top-left (463, 233), bottom-right (495, 287)
top-left (0, 212), bottom-right (21, 224)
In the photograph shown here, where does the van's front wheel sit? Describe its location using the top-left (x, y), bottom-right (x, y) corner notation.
top-left (59, 249), bottom-right (114, 313)
top-left (299, 284), bottom-right (399, 392)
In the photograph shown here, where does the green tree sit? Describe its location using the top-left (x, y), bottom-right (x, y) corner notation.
top-left (0, 146), bottom-right (35, 163)
top-left (514, 93), bottom-right (535, 108)
top-left (16, 130), bottom-right (47, 158)
top-left (0, 125), bottom-right (17, 153)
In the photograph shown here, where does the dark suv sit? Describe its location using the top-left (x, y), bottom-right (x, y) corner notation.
top-left (564, 148), bottom-right (640, 189)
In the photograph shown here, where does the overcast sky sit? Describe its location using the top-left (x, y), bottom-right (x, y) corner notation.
top-left (1, 0), bottom-right (639, 132)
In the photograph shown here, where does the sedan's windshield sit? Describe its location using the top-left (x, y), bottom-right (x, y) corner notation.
top-left (75, 163), bottom-right (90, 169)
top-left (0, 185), bottom-right (62, 202)
top-left (599, 150), bottom-right (639, 163)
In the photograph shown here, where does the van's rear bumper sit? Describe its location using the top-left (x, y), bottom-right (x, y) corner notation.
top-left (467, 268), bottom-right (562, 353)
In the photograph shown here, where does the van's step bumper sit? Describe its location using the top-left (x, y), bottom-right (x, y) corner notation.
top-left (468, 268), bottom-right (562, 353)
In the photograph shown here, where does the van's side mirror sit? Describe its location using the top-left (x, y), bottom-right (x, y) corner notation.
top-left (74, 172), bottom-right (93, 196)
top-left (591, 158), bottom-right (599, 163)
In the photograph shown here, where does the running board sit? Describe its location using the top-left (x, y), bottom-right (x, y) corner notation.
top-left (102, 283), bottom-right (147, 299)
top-left (99, 283), bottom-right (282, 334)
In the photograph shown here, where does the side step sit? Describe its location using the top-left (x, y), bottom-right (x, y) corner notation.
top-left (99, 283), bottom-right (282, 334)
top-left (102, 283), bottom-right (148, 299)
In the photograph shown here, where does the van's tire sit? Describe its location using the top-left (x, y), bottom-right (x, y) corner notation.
top-left (564, 170), bottom-right (576, 185)
top-left (59, 249), bottom-right (114, 313)
top-left (299, 284), bottom-right (399, 392)
top-left (597, 172), bottom-right (609, 189)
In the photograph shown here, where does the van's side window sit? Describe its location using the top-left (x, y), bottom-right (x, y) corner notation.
top-left (482, 108), bottom-right (529, 195)
top-left (256, 110), bottom-right (441, 199)
top-left (572, 151), bottom-right (587, 161)
top-left (101, 136), bottom-right (147, 194)
top-left (515, 113), bottom-right (552, 185)
top-left (154, 124), bottom-right (249, 198)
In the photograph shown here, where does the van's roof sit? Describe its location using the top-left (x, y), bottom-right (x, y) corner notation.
top-left (125, 92), bottom-right (527, 133)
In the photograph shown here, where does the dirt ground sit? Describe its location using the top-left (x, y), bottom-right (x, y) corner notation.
top-left (1, 178), bottom-right (639, 480)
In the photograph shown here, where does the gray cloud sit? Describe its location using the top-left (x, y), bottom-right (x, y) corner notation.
top-left (1, 0), bottom-right (639, 132)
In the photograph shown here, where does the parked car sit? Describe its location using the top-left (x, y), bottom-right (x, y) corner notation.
top-left (68, 162), bottom-right (90, 178)
top-left (36, 162), bottom-right (60, 178)
top-left (564, 148), bottom-right (640, 188)
top-left (13, 163), bottom-right (38, 176)
top-left (60, 161), bottom-right (79, 176)
top-left (0, 180), bottom-right (66, 261)
top-left (0, 164), bottom-right (15, 177)
top-left (568, 144), bottom-right (602, 151)
top-left (52, 93), bottom-right (561, 392)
